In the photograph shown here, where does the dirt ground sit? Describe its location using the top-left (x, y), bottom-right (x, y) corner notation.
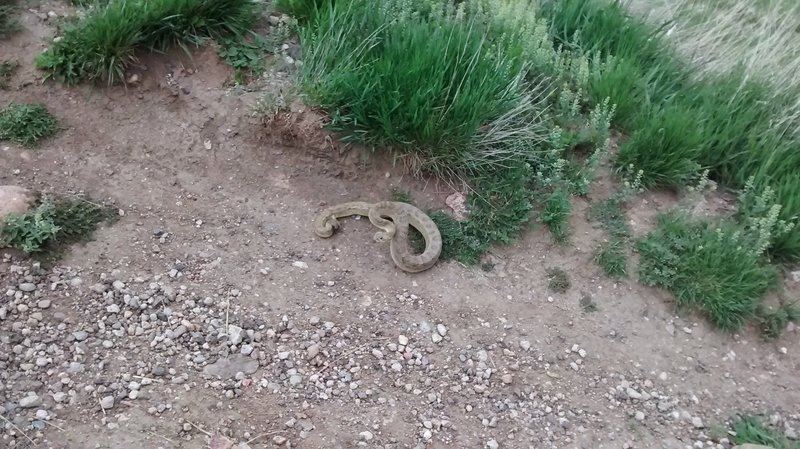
top-left (1, 3), bottom-right (799, 449)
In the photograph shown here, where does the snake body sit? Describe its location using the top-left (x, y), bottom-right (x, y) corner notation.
top-left (313, 201), bottom-right (442, 273)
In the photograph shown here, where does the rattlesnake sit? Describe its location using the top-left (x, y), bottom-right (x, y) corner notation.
top-left (313, 201), bottom-right (442, 273)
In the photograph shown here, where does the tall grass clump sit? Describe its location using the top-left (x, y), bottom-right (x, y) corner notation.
top-left (637, 181), bottom-right (794, 331)
top-left (283, 0), bottom-right (616, 261)
top-left (541, 0), bottom-right (800, 262)
top-left (0, 103), bottom-right (59, 146)
top-left (36, 0), bottom-right (258, 85)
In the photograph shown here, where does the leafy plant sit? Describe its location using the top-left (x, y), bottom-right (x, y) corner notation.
top-left (0, 103), bottom-right (59, 146)
top-left (540, 188), bottom-right (571, 244)
top-left (217, 32), bottom-right (277, 84)
top-left (756, 303), bottom-right (800, 340)
top-left (1, 196), bottom-right (118, 255)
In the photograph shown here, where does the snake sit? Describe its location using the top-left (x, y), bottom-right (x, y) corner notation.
top-left (313, 201), bottom-right (442, 273)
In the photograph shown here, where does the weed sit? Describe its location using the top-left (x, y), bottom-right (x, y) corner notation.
top-left (546, 267), bottom-right (570, 293)
top-left (0, 60), bottom-right (18, 89)
top-left (275, 0), bottom-right (329, 22)
top-left (637, 212), bottom-right (778, 331)
top-left (37, 0), bottom-right (258, 85)
top-left (579, 291), bottom-right (598, 312)
top-left (540, 189), bottom-right (571, 244)
top-left (389, 188), bottom-right (413, 204)
top-left (217, 28), bottom-right (284, 84)
top-left (756, 303), bottom-right (800, 340)
top-left (731, 415), bottom-right (800, 449)
top-left (0, 0), bottom-right (20, 38)
top-left (0, 103), bottom-right (59, 147)
top-left (0, 195), bottom-right (117, 256)
top-left (594, 239), bottom-right (627, 277)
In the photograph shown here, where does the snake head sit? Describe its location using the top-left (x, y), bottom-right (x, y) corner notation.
top-left (373, 231), bottom-right (392, 243)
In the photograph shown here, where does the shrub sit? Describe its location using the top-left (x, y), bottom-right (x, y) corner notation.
top-left (594, 239), bottom-right (626, 277)
top-left (36, 0), bottom-right (258, 85)
top-left (0, 103), bottom-right (59, 146)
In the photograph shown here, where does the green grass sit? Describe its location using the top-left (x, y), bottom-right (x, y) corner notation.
top-left (542, 0), bottom-right (800, 262)
top-left (732, 415), bottom-right (800, 449)
top-left (594, 239), bottom-right (627, 277)
top-left (281, 0), bottom-right (617, 263)
top-left (36, 0), bottom-right (258, 85)
top-left (756, 303), bottom-right (800, 340)
top-left (637, 212), bottom-right (779, 331)
top-left (0, 103), bottom-right (59, 147)
top-left (1, 196), bottom-right (118, 256)
top-left (0, 60), bottom-right (17, 89)
top-left (0, 0), bottom-right (20, 38)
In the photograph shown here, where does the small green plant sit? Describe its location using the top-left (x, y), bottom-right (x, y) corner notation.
top-left (756, 303), bottom-right (800, 340)
top-left (217, 31), bottom-right (277, 84)
top-left (389, 187), bottom-right (413, 204)
top-left (594, 239), bottom-right (627, 277)
top-left (1, 0), bottom-right (20, 38)
top-left (37, 0), bottom-right (259, 85)
top-left (579, 291), bottom-right (598, 312)
top-left (731, 415), bottom-right (800, 449)
top-left (540, 188), bottom-right (571, 244)
top-left (0, 103), bottom-right (59, 146)
top-left (546, 267), bottom-right (570, 293)
top-left (0, 60), bottom-right (17, 88)
top-left (1, 196), bottom-right (117, 255)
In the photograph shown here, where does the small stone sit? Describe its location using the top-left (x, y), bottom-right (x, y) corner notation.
top-left (19, 395), bottom-right (42, 408)
top-left (241, 344), bottom-right (254, 355)
top-left (100, 395), bottom-right (115, 410)
top-left (431, 333), bottom-right (443, 344)
top-left (106, 304), bottom-right (120, 313)
top-left (635, 411), bottom-right (645, 421)
top-left (18, 283), bottom-right (36, 292)
top-left (73, 330), bottom-right (89, 341)
top-left (35, 410), bottom-right (48, 420)
top-left (306, 344), bottom-right (320, 360)
top-left (359, 431), bottom-right (373, 441)
top-left (486, 439), bottom-right (499, 449)
top-left (626, 388), bottom-right (642, 400)
top-left (519, 340), bottom-right (531, 351)
top-left (112, 280), bottom-right (125, 291)
top-left (227, 324), bottom-right (244, 345)
top-left (289, 374), bottom-right (302, 385)
top-left (37, 300), bottom-right (51, 309)
top-left (501, 374), bottom-right (513, 384)
top-left (292, 261), bottom-right (308, 269)
top-left (398, 335), bottom-right (409, 346)
top-left (436, 324), bottom-right (447, 336)
top-left (691, 416), bottom-right (704, 428)
top-left (272, 436), bottom-right (287, 445)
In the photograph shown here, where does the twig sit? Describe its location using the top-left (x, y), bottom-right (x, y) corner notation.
top-left (0, 414), bottom-right (36, 446)
top-left (43, 420), bottom-right (66, 431)
top-left (99, 398), bottom-right (106, 417)
top-left (245, 430), bottom-right (284, 444)
top-left (188, 421), bottom-right (212, 437)
top-left (145, 430), bottom-right (175, 444)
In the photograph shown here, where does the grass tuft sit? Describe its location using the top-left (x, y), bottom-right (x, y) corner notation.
top-left (594, 239), bottom-right (627, 277)
top-left (731, 415), bottom-right (800, 449)
top-left (0, 103), bottom-right (59, 147)
top-left (36, 0), bottom-right (259, 85)
top-left (0, 0), bottom-right (20, 38)
top-left (0, 60), bottom-right (18, 89)
top-left (540, 189), bottom-right (571, 244)
top-left (1, 195), bottom-right (118, 256)
top-left (546, 267), bottom-right (571, 293)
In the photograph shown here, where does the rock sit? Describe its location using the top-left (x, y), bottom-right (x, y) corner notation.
top-left (289, 374), bottom-right (302, 385)
top-left (19, 395), bottom-right (42, 408)
top-left (436, 324), bottom-right (447, 336)
top-left (359, 431), bottom-right (373, 441)
top-left (73, 330), bottom-right (89, 341)
top-left (306, 344), bottom-right (320, 360)
top-left (501, 374), bottom-right (513, 384)
top-left (626, 388), bottom-right (642, 400)
top-left (431, 333), bottom-right (443, 344)
top-left (37, 300), bottom-right (51, 309)
top-left (203, 354), bottom-right (259, 379)
top-left (486, 439), bottom-right (499, 449)
top-left (635, 411), bottom-right (645, 421)
top-left (691, 416), bottom-right (704, 428)
top-left (0, 186), bottom-right (36, 223)
top-left (227, 324), bottom-right (244, 345)
top-left (112, 280), bottom-right (125, 291)
top-left (398, 335), bottom-right (409, 346)
top-left (100, 395), bottom-right (115, 410)
top-left (18, 283), bottom-right (36, 292)
top-left (519, 340), bottom-right (531, 351)
top-left (272, 436), bottom-right (287, 446)
top-left (292, 261), bottom-right (308, 269)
